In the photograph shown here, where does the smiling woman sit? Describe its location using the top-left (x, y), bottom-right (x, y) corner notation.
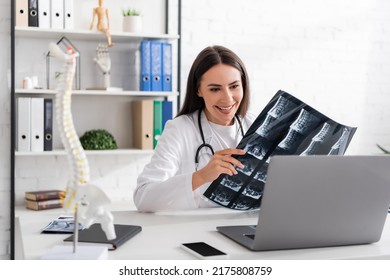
top-left (134, 45), bottom-right (257, 212)
top-left (197, 64), bottom-right (244, 126)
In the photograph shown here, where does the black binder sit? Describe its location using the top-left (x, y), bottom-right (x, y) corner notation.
top-left (28, 0), bottom-right (39, 27)
top-left (43, 98), bottom-right (53, 151)
top-left (64, 224), bottom-right (142, 250)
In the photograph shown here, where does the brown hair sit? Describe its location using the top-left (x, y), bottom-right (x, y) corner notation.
top-left (177, 45), bottom-right (250, 117)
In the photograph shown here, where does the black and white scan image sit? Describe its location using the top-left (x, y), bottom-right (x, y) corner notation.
top-left (41, 215), bottom-right (84, 233)
top-left (203, 90), bottom-right (357, 210)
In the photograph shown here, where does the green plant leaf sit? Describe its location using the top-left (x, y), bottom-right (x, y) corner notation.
top-left (80, 129), bottom-right (118, 150)
top-left (122, 8), bottom-right (140, 16)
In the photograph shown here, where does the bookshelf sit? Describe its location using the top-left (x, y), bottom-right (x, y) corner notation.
top-left (13, 27), bottom-right (179, 154)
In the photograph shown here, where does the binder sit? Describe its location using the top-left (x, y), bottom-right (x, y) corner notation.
top-left (153, 100), bottom-right (163, 148)
top-left (30, 98), bottom-right (44, 152)
top-left (162, 100), bottom-right (173, 130)
top-left (17, 97), bottom-right (31, 152)
top-left (162, 43), bottom-right (172, 92)
top-left (63, 0), bottom-right (74, 30)
top-left (150, 41), bottom-right (163, 91)
top-left (140, 41), bottom-right (151, 91)
top-left (16, 0), bottom-right (29, 27)
top-left (132, 100), bottom-right (154, 150)
top-left (38, 0), bottom-right (50, 28)
top-left (28, 0), bottom-right (39, 27)
top-left (43, 98), bottom-right (53, 151)
top-left (50, 0), bottom-right (64, 29)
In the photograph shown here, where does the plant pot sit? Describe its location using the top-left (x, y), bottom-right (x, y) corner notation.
top-left (122, 16), bottom-right (143, 33)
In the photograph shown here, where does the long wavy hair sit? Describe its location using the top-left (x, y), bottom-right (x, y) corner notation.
top-left (177, 45), bottom-right (250, 117)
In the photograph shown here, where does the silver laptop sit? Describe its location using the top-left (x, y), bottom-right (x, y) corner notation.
top-left (217, 155), bottom-right (390, 251)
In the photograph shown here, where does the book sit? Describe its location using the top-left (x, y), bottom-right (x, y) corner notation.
top-left (26, 198), bottom-right (63, 210)
top-left (64, 224), bottom-right (142, 250)
top-left (25, 189), bottom-right (65, 201)
top-left (203, 90), bottom-right (357, 210)
top-left (41, 215), bottom-right (84, 234)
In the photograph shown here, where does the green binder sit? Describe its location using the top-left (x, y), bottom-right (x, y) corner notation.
top-left (153, 100), bottom-right (163, 148)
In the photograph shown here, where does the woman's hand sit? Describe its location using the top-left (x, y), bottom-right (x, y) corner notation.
top-left (192, 148), bottom-right (246, 190)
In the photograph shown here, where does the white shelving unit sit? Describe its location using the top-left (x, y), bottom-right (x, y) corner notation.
top-left (15, 149), bottom-right (154, 156)
top-left (15, 88), bottom-right (179, 97)
top-left (14, 27), bottom-right (179, 155)
top-left (15, 26), bottom-right (179, 41)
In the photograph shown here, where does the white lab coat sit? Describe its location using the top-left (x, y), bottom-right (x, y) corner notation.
top-left (134, 110), bottom-right (256, 212)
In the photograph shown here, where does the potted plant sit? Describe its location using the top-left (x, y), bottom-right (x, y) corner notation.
top-left (80, 129), bottom-right (118, 150)
top-left (122, 8), bottom-right (142, 33)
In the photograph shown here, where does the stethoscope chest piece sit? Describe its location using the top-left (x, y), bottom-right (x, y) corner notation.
top-left (195, 109), bottom-right (244, 168)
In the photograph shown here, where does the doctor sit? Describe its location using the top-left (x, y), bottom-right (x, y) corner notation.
top-left (134, 45), bottom-right (256, 212)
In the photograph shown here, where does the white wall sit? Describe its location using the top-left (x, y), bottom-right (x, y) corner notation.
top-left (180, 0), bottom-right (390, 155)
top-left (1, 0), bottom-right (390, 259)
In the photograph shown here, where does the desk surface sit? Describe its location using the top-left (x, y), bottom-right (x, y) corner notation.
top-left (16, 206), bottom-right (390, 260)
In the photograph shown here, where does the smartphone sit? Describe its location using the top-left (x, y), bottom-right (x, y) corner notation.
top-left (181, 242), bottom-right (228, 259)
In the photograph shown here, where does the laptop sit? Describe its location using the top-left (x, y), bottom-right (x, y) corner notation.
top-left (217, 155), bottom-right (390, 251)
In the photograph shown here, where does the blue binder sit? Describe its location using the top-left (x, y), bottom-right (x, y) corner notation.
top-left (162, 43), bottom-right (172, 92)
top-left (140, 41), bottom-right (151, 91)
top-left (151, 41), bottom-right (163, 91)
top-left (162, 101), bottom-right (173, 130)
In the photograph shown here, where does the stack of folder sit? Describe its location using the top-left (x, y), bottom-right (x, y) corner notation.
top-left (140, 41), bottom-right (172, 92)
top-left (17, 97), bottom-right (53, 152)
top-left (15, 0), bottom-right (74, 29)
top-left (132, 100), bottom-right (173, 149)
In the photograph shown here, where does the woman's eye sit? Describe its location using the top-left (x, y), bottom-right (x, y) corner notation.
top-left (210, 88), bottom-right (220, 92)
top-left (230, 84), bottom-right (239, 89)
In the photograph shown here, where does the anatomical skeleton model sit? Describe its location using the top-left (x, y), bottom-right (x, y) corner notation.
top-left (49, 42), bottom-right (116, 251)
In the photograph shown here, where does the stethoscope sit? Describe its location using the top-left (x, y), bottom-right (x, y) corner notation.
top-left (195, 108), bottom-right (245, 167)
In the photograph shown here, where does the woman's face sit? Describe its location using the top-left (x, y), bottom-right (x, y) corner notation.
top-left (198, 64), bottom-right (243, 126)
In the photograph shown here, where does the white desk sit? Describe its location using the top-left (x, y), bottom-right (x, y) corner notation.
top-left (16, 207), bottom-right (390, 260)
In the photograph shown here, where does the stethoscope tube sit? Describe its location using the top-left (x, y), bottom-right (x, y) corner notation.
top-left (195, 109), bottom-right (244, 166)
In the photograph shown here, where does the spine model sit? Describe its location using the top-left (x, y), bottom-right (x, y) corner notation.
top-left (51, 44), bottom-right (89, 209)
top-left (49, 43), bottom-right (115, 240)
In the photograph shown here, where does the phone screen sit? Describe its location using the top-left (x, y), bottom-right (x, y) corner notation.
top-left (182, 242), bottom-right (226, 257)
